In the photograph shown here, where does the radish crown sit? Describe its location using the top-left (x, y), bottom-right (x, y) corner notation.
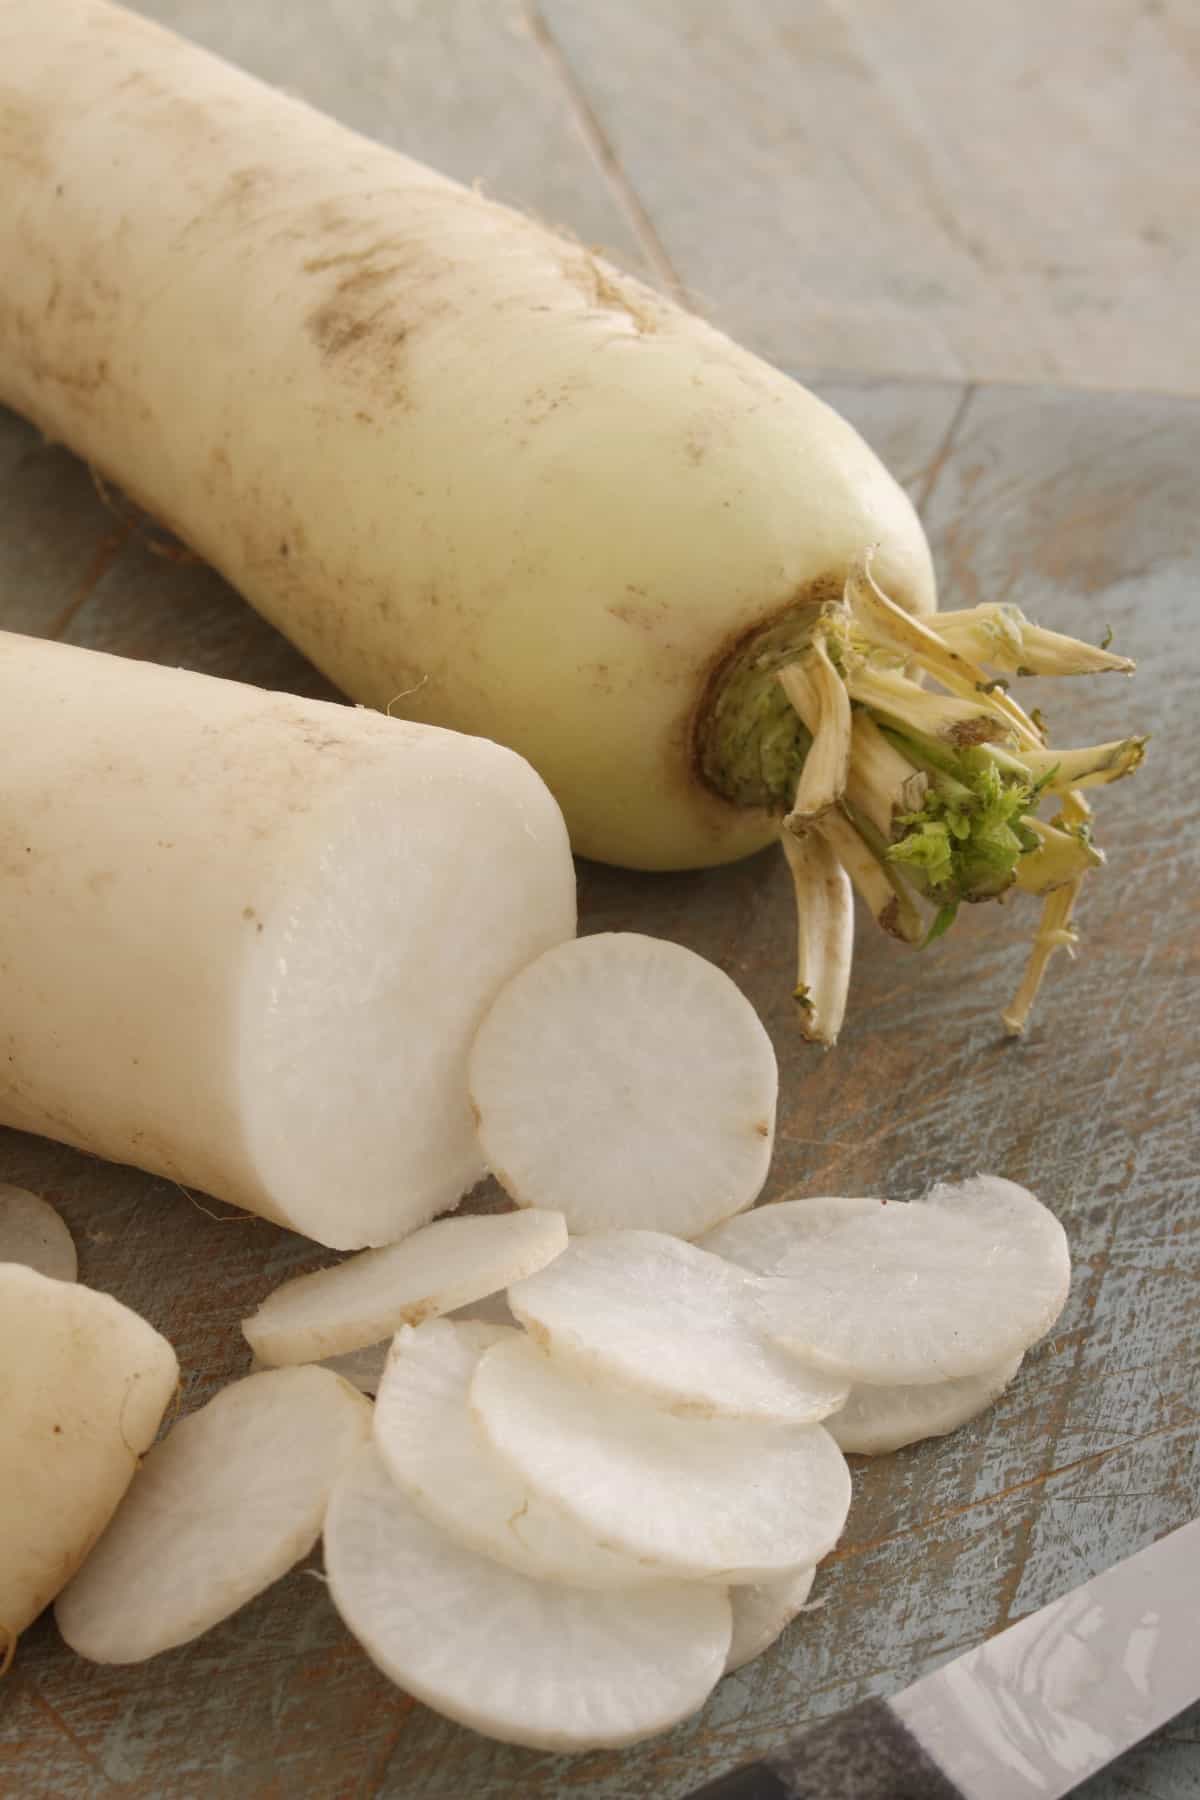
top-left (699, 556), bottom-right (1143, 1043)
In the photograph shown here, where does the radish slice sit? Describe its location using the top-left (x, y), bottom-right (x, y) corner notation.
top-left (506, 1230), bottom-right (847, 1423)
top-left (708, 1190), bottom-right (1069, 1386)
top-left (243, 1210), bottom-right (567, 1366)
top-left (374, 1319), bottom-right (655, 1586)
top-left (0, 1184), bottom-right (76, 1281)
top-left (324, 1444), bottom-right (731, 1751)
top-left (827, 1357), bottom-right (1024, 1456)
top-left (56, 1367), bottom-right (371, 1662)
top-left (726, 1567), bottom-right (816, 1674)
top-left (471, 1335), bottom-right (851, 1581)
top-left (251, 1293), bottom-right (520, 1396)
top-left (468, 933), bottom-right (777, 1237)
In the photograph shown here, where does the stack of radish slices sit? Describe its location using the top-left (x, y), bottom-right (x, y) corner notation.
top-left (50, 936), bottom-right (1071, 1753)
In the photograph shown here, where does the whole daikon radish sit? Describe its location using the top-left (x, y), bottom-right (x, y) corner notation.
top-left (0, 1264), bottom-right (178, 1650)
top-left (0, 0), bottom-right (1141, 1037)
top-left (0, 633), bottom-right (574, 1247)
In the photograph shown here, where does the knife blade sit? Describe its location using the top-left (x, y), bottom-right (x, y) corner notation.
top-left (687, 1517), bottom-right (1200, 1800)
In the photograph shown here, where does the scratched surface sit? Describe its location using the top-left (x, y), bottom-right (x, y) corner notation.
top-left (2, 3), bottom-right (1199, 1798)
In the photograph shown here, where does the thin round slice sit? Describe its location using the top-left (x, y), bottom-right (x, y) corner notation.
top-left (726, 1568), bottom-right (817, 1675)
top-left (731, 1190), bottom-right (1069, 1387)
top-left (0, 1184), bottom-right (76, 1281)
top-left (701, 1195), bottom-right (883, 1266)
top-left (507, 1230), bottom-right (847, 1423)
top-left (324, 1444), bottom-right (731, 1751)
top-left (472, 1334), bottom-right (852, 1581)
top-left (468, 933), bottom-right (777, 1237)
top-left (374, 1318), bottom-right (656, 1586)
top-left (826, 1357), bottom-right (1024, 1455)
top-left (243, 1209), bottom-right (567, 1365)
top-left (56, 1366), bottom-right (371, 1662)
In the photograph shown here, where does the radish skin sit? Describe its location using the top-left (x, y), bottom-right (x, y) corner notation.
top-left (0, 1185), bottom-right (77, 1282)
top-left (0, 634), bottom-right (575, 1248)
top-left (0, 0), bottom-right (1141, 1033)
top-left (0, 1265), bottom-right (178, 1646)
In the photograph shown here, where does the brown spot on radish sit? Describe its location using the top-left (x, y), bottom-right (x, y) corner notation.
top-left (754, 1119), bottom-right (771, 1138)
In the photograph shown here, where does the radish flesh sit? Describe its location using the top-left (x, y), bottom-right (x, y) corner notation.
top-left (0, 1265), bottom-right (178, 1645)
top-left (323, 1444), bottom-right (732, 1751)
top-left (56, 1366), bottom-right (371, 1663)
top-left (0, 0), bottom-right (1143, 1038)
top-left (374, 1319), bottom-right (656, 1587)
top-left (243, 1209), bottom-right (567, 1365)
top-left (506, 1230), bottom-right (848, 1423)
top-left (0, 1185), bottom-right (76, 1282)
top-left (826, 1357), bottom-right (1024, 1456)
top-left (470, 1334), bottom-right (852, 1582)
top-left (468, 934), bottom-right (776, 1237)
top-left (706, 1185), bottom-right (1070, 1385)
top-left (726, 1567), bottom-right (817, 1675)
top-left (0, 634), bottom-right (574, 1248)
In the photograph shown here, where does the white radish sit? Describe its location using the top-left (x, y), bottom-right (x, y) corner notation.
top-left (56, 1367), bottom-right (371, 1663)
top-left (0, 1265), bottom-right (177, 1646)
top-left (374, 1320), bottom-right (656, 1587)
top-left (0, 0), bottom-right (1142, 1040)
top-left (323, 1444), bottom-right (731, 1751)
top-left (721, 1189), bottom-right (1070, 1386)
top-left (468, 934), bottom-right (776, 1237)
top-left (507, 1230), bottom-right (848, 1424)
top-left (243, 1210), bottom-right (567, 1366)
top-left (0, 634), bottom-right (574, 1249)
top-left (725, 1568), bottom-right (817, 1675)
top-left (471, 1334), bottom-right (852, 1582)
top-left (0, 1185), bottom-right (76, 1282)
top-left (826, 1357), bottom-right (1024, 1456)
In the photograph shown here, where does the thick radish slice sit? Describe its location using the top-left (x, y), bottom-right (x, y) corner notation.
top-left (243, 1210), bottom-right (566, 1366)
top-left (468, 933), bottom-right (777, 1237)
top-left (726, 1568), bottom-right (817, 1675)
top-left (740, 1190), bottom-right (1070, 1386)
top-left (471, 1334), bottom-right (851, 1582)
top-left (827, 1357), bottom-right (1024, 1456)
top-left (56, 1367), bottom-right (370, 1662)
top-left (0, 1184), bottom-right (76, 1281)
top-left (374, 1319), bottom-right (655, 1586)
top-left (324, 1444), bottom-right (731, 1751)
top-left (507, 1230), bottom-right (847, 1423)
top-left (251, 1292), bottom-right (521, 1395)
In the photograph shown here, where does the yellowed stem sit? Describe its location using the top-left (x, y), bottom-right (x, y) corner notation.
top-left (780, 827), bottom-right (854, 1047)
top-left (1003, 881), bottom-right (1081, 1036)
top-left (821, 808), bottom-right (924, 944)
top-left (778, 638), bottom-right (851, 829)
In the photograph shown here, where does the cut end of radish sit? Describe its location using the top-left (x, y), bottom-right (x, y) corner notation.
top-left (507, 1229), bottom-right (848, 1423)
top-left (0, 1185), bottom-right (76, 1282)
top-left (468, 933), bottom-right (777, 1238)
top-left (324, 1444), bottom-right (731, 1750)
top-left (243, 1208), bottom-right (567, 1366)
top-left (236, 745), bottom-right (575, 1248)
top-left (55, 1366), bottom-right (371, 1663)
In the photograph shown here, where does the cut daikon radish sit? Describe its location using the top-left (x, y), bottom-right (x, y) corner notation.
top-left (726, 1567), bottom-right (817, 1674)
top-left (827, 1357), bottom-right (1024, 1455)
top-left (506, 1230), bottom-right (847, 1423)
top-left (701, 1194), bottom-right (882, 1266)
top-left (730, 1189), bottom-right (1069, 1386)
top-left (0, 1185), bottom-right (76, 1281)
top-left (471, 1335), bottom-right (852, 1581)
top-left (468, 934), bottom-right (777, 1237)
top-left (1, 1265), bottom-right (177, 1643)
top-left (56, 1366), bottom-right (370, 1662)
top-left (243, 1210), bottom-right (567, 1366)
top-left (0, 633), bottom-right (575, 1249)
top-left (374, 1319), bottom-right (655, 1586)
top-left (324, 1444), bottom-right (731, 1750)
